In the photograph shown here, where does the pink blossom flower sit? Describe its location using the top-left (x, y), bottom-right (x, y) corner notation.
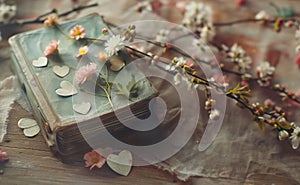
top-left (264, 99), bottom-right (275, 107)
top-left (95, 52), bottom-right (108, 62)
top-left (83, 150), bottom-right (106, 170)
top-left (76, 46), bottom-right (89, 58)
top-left (44, 40), bottom-right (59, 57)
top-left (75, 63), bottom-right (97, 85)
top-left (294, 54), bottom-right (300, 68)
top-left (44, 15), bottom-right (58, 27)
top-left (0, 149), bottom-right (9, 163)
top-left (70, 25), bottom-right (86, 40)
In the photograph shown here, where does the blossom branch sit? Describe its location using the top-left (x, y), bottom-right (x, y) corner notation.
top-left (1, 3), bottom-right (98, 27)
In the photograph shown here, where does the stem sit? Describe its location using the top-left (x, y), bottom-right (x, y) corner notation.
top-left (58, 3), bottom-right (98, 18)
top-left (5, 3), bottom-right (98, 27)
top-left (98, 84), bottom-right (114, 109)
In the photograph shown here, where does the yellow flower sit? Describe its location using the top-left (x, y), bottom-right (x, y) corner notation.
top-left (76, 46), bottom-right (89, 58)
top-left (70, 25), bottom-right (86, 40)
top-left (44, 15), bottom-right (58, 27)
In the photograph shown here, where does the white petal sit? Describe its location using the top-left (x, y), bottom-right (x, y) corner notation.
top-left (291, 137), bottom-right (299, 149)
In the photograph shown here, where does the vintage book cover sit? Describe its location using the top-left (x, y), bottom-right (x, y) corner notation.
top-left (9, 14), bottom-right (157, 162)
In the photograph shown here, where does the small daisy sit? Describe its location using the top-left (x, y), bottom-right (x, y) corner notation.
top-left (44, 15), bottom-right (58, 27)
top-left (44, 40), bottom-right (59, 57)
top-left (290, 126), bottom-right (300, 149)
top-left (70, 25), bottom-right (86, 40)
top-left (83, 150), bottom-right (106, 171)
top-left (256, 61), bottom-right (275, 79)
top-left (76, 46), bottom-right (89, 58)
top-left (104, 35), bottom-right (125, 57)
top-left (75, 63), bottom-right (97, 85)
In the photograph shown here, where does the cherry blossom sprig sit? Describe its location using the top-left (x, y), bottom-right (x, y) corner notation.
top-left (110, 24), bottom-right (300, 150)
top-left (0, 3), bottom-right (98, 29)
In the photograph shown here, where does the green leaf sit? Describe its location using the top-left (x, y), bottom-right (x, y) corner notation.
top-left (113, 75), bottom-right (142, 98)
top-left (126, 75), bottom-right (136, 91)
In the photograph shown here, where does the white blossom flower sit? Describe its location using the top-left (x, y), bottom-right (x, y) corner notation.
top-left (174, 57), bottom-right (186, 67)
top-left (278, 130), bottom-right (289, 141)
top-left (290, 126), bottom-right (300, 149)
top-left (104, 35), bottom-right (125, 57)
top-left (136, 1), bottom-right (152, 13)
top-left (173, 73), bottom-right (182, 85)
top-left (256, 61), bottom-right (275, 79)
top-left (237, 56), bottom-right (252, 72)
top-left (155, 29), bottom-right (170, 44)
top-left (226, 44), bottom-right (252, 72)
top-left (200, 25), bottom-right (216, 43)
top-left (182, 2), bottom-right (213, 35)
top-left (165, 65), bottom-right (175, 71)
top-left (227, 43), bottom-right (246, 60)
top-left (255, 10), bottom-right (271, 20)
top-left (209, 109), bottom-right (220, 120)
top-left (0, 3), bottom-right (16, 24)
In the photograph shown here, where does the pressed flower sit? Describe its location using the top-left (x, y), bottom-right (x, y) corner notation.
top-left (44, 15), bottom-right (58, 27)
top-left (76, 46), bottom-right (89, 58)
top-left (95, 52), bottom-right (108, 62)
top-left (104, 35), bottom-right (125, 57)
top-left (70, 25), bottom-right (86, 40)
top-left (0, 149), bottom-right (9, 163)
top-left (290, 126), bottom-right (300, 149)
top-left (44, 40), bottom-right (59, 57)
top-left (83, 150), bottom-right (105, 170)
top-left (75, 63), bottom-right (97, 84)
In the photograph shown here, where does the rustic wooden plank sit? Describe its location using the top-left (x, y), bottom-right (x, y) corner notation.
top-left (0, 104), bottom-right (245, 185)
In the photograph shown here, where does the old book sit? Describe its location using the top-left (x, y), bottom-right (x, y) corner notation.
top-left (9, 14), bottom-right (158, 162)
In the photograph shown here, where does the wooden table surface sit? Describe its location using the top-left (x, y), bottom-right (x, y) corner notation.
top-left (1, 0), bottom-right (300, 184)
top-left (0, 103), bottom-right (246, 185)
